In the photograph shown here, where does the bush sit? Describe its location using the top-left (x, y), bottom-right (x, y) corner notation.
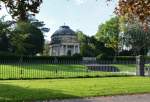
top-left (116, 56), bottom-right (136, 62)
top-left (0, 55), bottom-right (82, 63)
top-left (96, 54), bottom-right (114, 61)
top-left (119, 50), bottom-right (135, 56)
top-left (96, 55), bottom-right (137, 62)
top-left (72, 53), bottom-right (82, 57)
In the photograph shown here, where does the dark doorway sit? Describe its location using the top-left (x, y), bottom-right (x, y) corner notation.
top-left (67, 50), bottom-right (71, 56)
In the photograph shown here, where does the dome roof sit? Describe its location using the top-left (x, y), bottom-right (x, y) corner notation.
top-left (52, 26), bottom-right (75, 37)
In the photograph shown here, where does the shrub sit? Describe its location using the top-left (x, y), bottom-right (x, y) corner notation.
top-left (0, 55), bottom-right (82, 63)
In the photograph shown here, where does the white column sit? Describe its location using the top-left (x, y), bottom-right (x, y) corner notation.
top-left (78, 45), bottom-right (80, 53)
top-left (74, 45), bottom-right (76, 54)
top-left (66, 45), bottom-right (68, 56)
top-left (63, 45), bottom-right (65, 55)
top-left (63, 45), bottom-right (66, 56)
top-left (60, 45), bottom-right (63, 56)
top-left (51, 46), bottom-right (53, 56)
top-left (50, 47), bottom-right (52, 56)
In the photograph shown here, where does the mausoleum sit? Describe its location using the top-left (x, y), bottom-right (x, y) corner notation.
top-left (49, 26), bottom-right (80, 56)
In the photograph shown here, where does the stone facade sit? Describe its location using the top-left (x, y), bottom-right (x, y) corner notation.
top-left (49, 26), bottom-right (80, 56)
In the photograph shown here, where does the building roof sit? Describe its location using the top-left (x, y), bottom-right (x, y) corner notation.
top-left (52, 26), bottom-right (75, 37)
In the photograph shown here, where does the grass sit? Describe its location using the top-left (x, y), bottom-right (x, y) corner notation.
top-left (0, 77), bottom-right (150, 102)
top-left (113, 64), bottom-right (136, 72)
top-left (0, 64), bottom-right (136, 79)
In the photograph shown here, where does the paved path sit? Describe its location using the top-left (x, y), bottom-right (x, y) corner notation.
top-left (41, 94), bottom-right (150, 102)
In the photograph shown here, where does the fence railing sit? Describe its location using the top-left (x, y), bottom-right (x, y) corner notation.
top-left (0, 59), bottom-right (140, 80)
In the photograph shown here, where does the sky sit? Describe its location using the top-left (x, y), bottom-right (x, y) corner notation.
top-left (0, 0), bottom-right (117, 41)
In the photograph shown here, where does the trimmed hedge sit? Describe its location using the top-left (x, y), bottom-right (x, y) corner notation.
top-left (0, 54), bottom-right (150, 64)
top-left (0, 55), bottom-right (82, 63)
top-left (97, 56), bottom-right (150, 62)
top-left (96, 56), bottom-right (135, 62)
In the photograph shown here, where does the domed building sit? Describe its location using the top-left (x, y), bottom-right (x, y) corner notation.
top-left (49, 26), bottom-right (80, 56)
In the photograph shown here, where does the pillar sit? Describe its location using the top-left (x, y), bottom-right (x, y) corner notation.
top-left (61, 45), bottom-right (64, 56)
top-left (74, 45), bottom-right (76, 54)
top-left (66, 45), bottom-right (68, 56)
top-left (136, 55), bottom-right (145, 76)
top-left (78, 45), bottom-right (80, 53)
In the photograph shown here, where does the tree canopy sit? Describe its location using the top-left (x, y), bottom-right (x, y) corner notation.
top-left (0, 0), bottom-right (149, 25)
top-left (96, 17), bottom-right (120, 53)
top-left (0, 17), bottom-right (11, 52)
top-left (10, 21), bottom-right (44, 55)
top-left (76, 30), bottom-right (115, 57)
top-left (112, 0), bottom-right (150, 29)
top-left (122, 23), bottom-right (150, 55)
top-left (0, 0), bottom-right (43, 21)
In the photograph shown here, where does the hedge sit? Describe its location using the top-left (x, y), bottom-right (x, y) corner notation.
top-left (0, 55), bottom-right (82, 63)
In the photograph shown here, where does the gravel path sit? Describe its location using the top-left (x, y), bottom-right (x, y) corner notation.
top-left (40, 94), bottom-right (150, 102)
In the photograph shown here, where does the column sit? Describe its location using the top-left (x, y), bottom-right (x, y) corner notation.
top-left (65, 45), bottom-right (68, 56)
top-left (78, 45), bottom-right (80, 53)
top-left (50, 47), bottom-right (52, 56)
top-left (74, 45), bottom-right (76, 54)
top-left (60, 45), bottom-right (64, 56)
top-left (136, 55), bottom-right (145, 76)
top-left (51, 46), bottom-right (53, 56)
top-left (63, 45), bottom-right (65, 55)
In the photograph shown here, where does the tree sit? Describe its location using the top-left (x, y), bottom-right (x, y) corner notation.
top-left (1, 0), bottom-right (150, 27)
top-left (76, 30), bottom-right (115, 57)
top-left (76, 30), bottom-right (95, 57)
top-left (122, 23), bottom-right (150, 55)
top-left (24, 24), bottom-right (44, 55)
top-left (96, 17), bottom-right (120, 55)
top-left (0, 0), bottom-right (43, 21)
top-left (28, 15), bottom-right (50, 33)
top-left (106, 0), bottom-right (150, 29)
top-left (27, 16), bottom-right (49, 55)
top-left (42, 41), bottom-right (50, 56)
top-left (0, 17), bottom-right (11, 52)
top-left (10, 21), bottom-right (44, 55)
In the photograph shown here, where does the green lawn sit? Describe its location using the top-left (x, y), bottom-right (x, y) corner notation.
top-left (0, 64), bottom-right (136, 79)
top-left (0, 77), bottom-right (150, 102)
top-left (113, 64), bottom-right (136, 72)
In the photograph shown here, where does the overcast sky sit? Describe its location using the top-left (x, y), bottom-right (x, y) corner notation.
top-left (0, 0), bottom-right (117, 41)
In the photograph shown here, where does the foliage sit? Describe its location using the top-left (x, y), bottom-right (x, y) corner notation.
top-left (0, 0), bottom-right (43, 21)
top-left (1, 0), bottom-right (150, 28)
top-left (0, 17), bottom-right (11, 52)
top-left (72, 53), bottom-right (82, 57)
top-left (96, 17), bottom-right (120, 53)
top-left (76, 30), bottom-right (95, 57)
top-left (28, 15), bottom-right (50, 33)
top-left (122, 23), bottom-right (150, 55)
top-left (107, 0), bottom-right (150, 30)
top-left (10, 29), bottom-right (29, 55)
top-left (0, 55), bottom-right (82, 63)
top-left (10, 21), bottom-right (44, 55)
top-left (119, 50), bottom-right (135, 56)
top-left (42, 41), bottom-right (50, 56)
top-left (76, 30), bottom-right (115, 57)
top-left (0, 20), bottom-right (46, 56)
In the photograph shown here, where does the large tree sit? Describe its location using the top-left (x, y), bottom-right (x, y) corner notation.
top-left (108, 0), bottom-right (150, 29)
top-left (76, 30), bottom-right (95, 57)
top-left (122, 23), bottom-right (150, 55)
top-left (0, 0), bottom-right (149, 25)
top-left (0, 0), bottom-right (43, 21)
top-left (96, 17), bottom-right (120, 55)
top-left (0, 17), bottom-right (11, 52)
top-left (76, 30), bottom-right (115, 57)
top-left (10, 21), bottom-right (44, 55)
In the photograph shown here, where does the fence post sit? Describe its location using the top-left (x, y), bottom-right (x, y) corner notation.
top-left (136, 55), bottom-right (145, 76)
